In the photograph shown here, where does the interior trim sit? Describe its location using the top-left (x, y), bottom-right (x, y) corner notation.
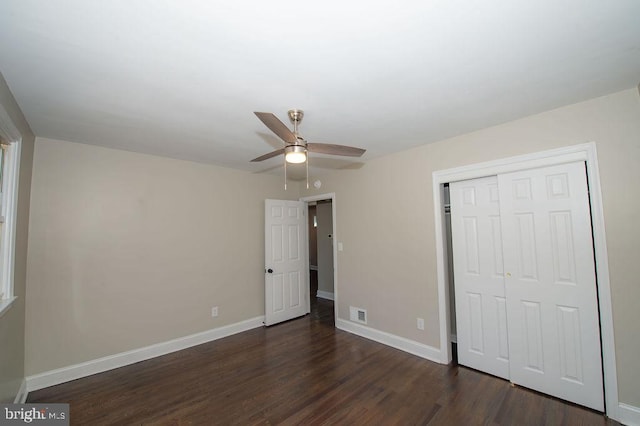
top-left (337, 318), bottom-right (441, 363)
top-left (13, 379), bottom-right (27, 404)
top-left (618, 402), bottom-right (640, 426)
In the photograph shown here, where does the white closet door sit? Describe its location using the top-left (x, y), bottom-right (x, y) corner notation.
top-left (450, 176), bottom-right (510, 379)
top-left (499, 162), bottom-right (604, 411)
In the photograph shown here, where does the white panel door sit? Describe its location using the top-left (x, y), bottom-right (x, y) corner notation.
top-left (499, 162), bottom-right (604, 411)
top-left (265, 199), bottom-right (308, 326)
top-left (450, 176), bottom-right (510, 379)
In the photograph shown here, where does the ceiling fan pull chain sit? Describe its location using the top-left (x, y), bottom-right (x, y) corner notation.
top-left (284, 155), bottom-right (287, 190)
top-left (306, 155), bottom-right (309, 189)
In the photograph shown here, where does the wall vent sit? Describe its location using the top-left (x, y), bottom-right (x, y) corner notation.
top-left (350, 306), bottom-right (367, 324)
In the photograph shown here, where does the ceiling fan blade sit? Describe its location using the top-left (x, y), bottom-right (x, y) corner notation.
top-left (251, 148), bottom-right (285, 162)
top-left (307, 143), bottom-right (366, 157)
top-left (254, 112), bottom-right (297, 144)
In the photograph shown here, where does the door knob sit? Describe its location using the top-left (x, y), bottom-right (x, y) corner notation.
top-left (267, 268), bottom-right (273, 273)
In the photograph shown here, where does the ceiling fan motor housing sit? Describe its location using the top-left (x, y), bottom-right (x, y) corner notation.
top-left (288, 109), bottom-right (304, 124)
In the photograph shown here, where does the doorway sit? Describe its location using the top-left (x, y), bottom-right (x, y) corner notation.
top-left (313, 200), bottom-right (334, 300)
top-left (301, 193), bottom-right (337, 325)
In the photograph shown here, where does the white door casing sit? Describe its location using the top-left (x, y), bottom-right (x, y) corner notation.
top-left (265, 199), bottom-right (308, 326)
top-left (499, 162), bottom-right (604, 411)
top-left (450, 176), bottom-right (510, 380)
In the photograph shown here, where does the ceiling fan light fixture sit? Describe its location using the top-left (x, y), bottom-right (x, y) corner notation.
top-left (284, 145), bottom-right (307, 164)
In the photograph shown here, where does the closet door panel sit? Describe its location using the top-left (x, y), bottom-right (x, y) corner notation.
top-left (498, 162), bottom-right (603, 411)
top-left (451, 176), bottom-right (509, 379)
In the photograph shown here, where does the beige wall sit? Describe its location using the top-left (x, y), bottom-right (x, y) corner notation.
top-left (301, 88), bottom-right (640, 407)
top-left (25, 138), bottom-right (293, 375)
top-left (0, 73), bottom-right (35, 402)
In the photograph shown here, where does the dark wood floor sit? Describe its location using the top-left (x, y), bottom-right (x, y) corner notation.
top-left (29, 292), bottom-right (617, 425)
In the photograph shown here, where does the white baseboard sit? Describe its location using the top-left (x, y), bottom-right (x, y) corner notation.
top-left (26, 316), bottom-right (265, 392)
top-left (316, 290), bottom-right (334, 301)
top-left (336, 318), bottom-right (441, 364)
top-left (13, 379), bottom-right (27, 403)
top-left (617, 402), bottom-right (640, 426)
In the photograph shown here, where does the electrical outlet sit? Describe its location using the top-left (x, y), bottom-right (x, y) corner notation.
top-left (417, 318), bottom-right (425, 330)
top-left (211, 306), bottom-right (219, 317)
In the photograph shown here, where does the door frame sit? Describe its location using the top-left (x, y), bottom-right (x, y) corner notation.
top-left (300, 192), bottom-right (337, 325)
top-left (432, 142), bottom-right (618, 417)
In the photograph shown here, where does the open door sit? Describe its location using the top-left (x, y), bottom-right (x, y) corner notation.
top-left (264, 199), bottom-right (308, 326)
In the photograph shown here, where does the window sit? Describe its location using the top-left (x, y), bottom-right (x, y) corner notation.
top-left (0, 107), bottom-right (21, 317)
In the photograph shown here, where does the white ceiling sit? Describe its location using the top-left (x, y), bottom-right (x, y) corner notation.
top-left (1, 1), bottom-right (639, 175)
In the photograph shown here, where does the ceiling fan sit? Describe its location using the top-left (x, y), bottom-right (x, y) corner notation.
top-left (251, 109), bottom-right (365, 188)
top-left (251, 109), bottom-right (366, 164)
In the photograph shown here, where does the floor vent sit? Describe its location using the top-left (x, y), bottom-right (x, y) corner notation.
top-left (350, 306), bottom-right (367, 324)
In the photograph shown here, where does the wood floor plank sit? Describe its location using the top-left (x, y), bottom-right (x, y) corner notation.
top-left (28, 299), bottom-right (618, 425)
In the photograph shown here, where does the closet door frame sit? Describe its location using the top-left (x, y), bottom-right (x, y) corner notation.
top-left (432, 142), bottom-right (618, 417)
